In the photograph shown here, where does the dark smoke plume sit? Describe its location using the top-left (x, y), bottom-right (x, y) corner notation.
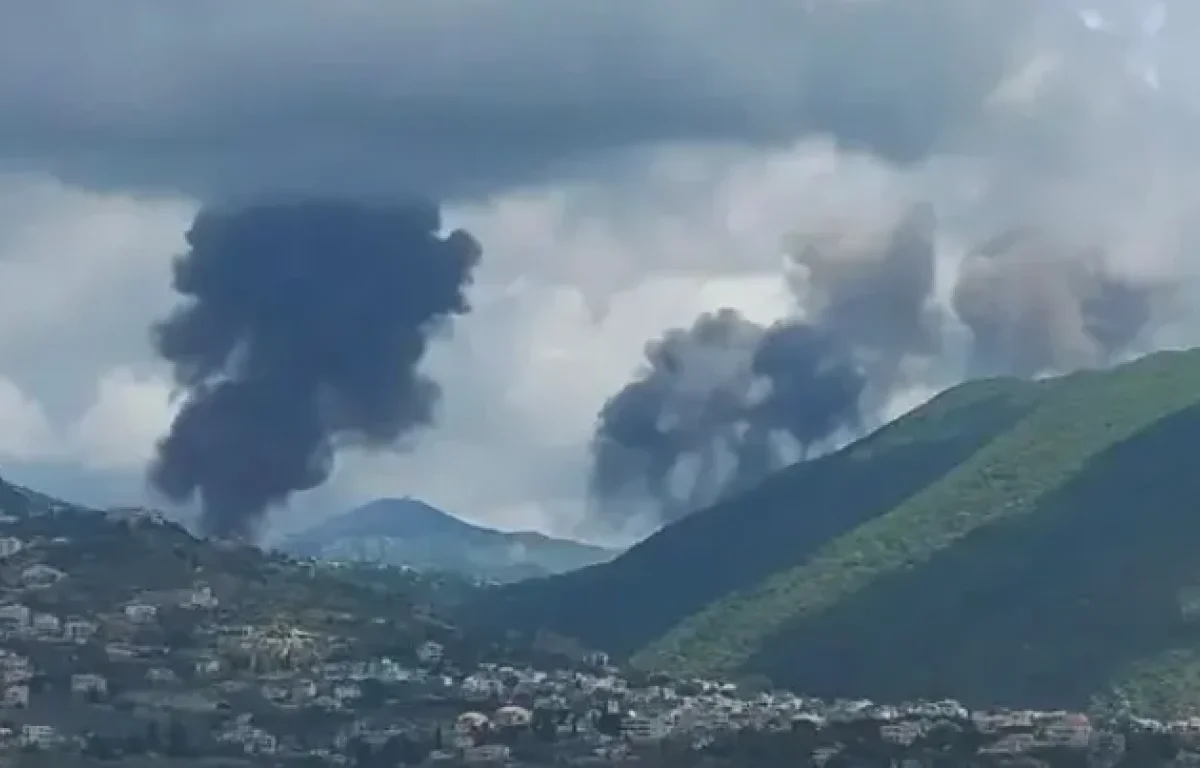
top-left (749, 322), bottom-right (867, 450)
top-left (587, 203), bottom-right (936, 530)
top-left (589, 310), bottom-right (864, 530)
top-left (149, 201), bottom-right (481, 539)
top-left (588, 196), bottom-right (1164, 531)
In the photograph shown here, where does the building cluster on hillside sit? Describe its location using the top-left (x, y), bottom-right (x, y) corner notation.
top-left (0, 491), bottom-right (1197, 766)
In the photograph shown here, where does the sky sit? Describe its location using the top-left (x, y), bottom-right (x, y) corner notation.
top-left (0, 0), bottom-right (1196, 544)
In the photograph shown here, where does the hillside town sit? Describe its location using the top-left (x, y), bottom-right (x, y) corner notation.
top-left (0, 489), bottom-right (1193, 767)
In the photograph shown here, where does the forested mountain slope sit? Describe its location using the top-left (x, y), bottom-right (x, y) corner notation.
top-left (476, 349), bottom-right (1200, 715)
top-left (476, 374), bottom-right (1048, 655)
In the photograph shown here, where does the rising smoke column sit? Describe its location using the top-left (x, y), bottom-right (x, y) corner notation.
top-left (749, 322), bottom-right (866, 456)
top-left (952, 228), bottom-right (1153, 377)
top-left (589, 309), bottom-right (864, 530)
top-left (788, 201), bottom-right (942, 403)
top-left (590, 309), bottom-right (762, 528)
top-left (149, 201), bottom-right (481, 539)
top-left (586, 192), bottom-right (1165, 532)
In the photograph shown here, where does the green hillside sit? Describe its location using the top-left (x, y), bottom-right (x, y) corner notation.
top-left (474, 375), bottom-right (1043, 657)
top-left (476, 349), bottom-right (1200, 716)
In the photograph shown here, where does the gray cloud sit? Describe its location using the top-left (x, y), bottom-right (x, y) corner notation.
top-left (2, 0), bottom-right (1064, 202)
top-left (5, 0), bottom-right (1200, 542)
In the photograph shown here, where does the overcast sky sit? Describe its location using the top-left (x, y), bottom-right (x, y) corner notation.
top-left (1, 0), bottom-right (1195, 543)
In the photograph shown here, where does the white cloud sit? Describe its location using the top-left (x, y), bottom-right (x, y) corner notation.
top-left (324, 271), bottom-right (792, 540)
top-left (0, 377), bottom-right (58, 461)
top-left (70, 367), bottom-right (177, 472)
top-left (0, 173), bottom-right (190, 480)
top-left (0, 174), bottom-right (192, 416)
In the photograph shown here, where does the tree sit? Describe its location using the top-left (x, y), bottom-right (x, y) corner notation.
top-left (83, 734), bottom-right (117, 760)
top-left (351, 737), bottom-right (373, 767)
top-left (735, 673), bottom-right (773, 695)
top-left (144, 720), bottom-right (161, 752)
top-left (167, 718), bottom-right (190, 757)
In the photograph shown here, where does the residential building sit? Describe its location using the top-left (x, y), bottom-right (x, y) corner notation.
top-left (19, 724), bottom-right (55, 748)
top-left (333, 682), bottom-right (362, 703)
top-left (19, 564), bottom-right (65, 587)
top-left (62, 618), bottom-right (98, 643)
top-left (0, 537), bottom-right (23, 559)
top-left (1042, 713), bottom-right (1093, 749)
top-left (70, 674), bottom-right (108, 697)
top-left (622, 714), bottom-right (670, 744)
top-left (124, 602), bottom-right (157, 624)
top-left (0, 604), bottom-right (29, 628)
top-left (463, 744), bottom-right (510, 764)
top-left (195, 657), bottom-right (222, 677)
top-left (187, 584), bottom-right (219, 608)
top-left (0, 654), bottom-right (31, 684)
top-left (2, 685), bottom-right (29, 708)
top-left (417, 640), bottom-right (444, 666)
top-left (881, 721), bottom-right (925, 746)
top-left (31, 613), bottom-right (60, 636)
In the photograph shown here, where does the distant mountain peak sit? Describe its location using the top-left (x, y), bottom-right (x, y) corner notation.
top-left (280, 497), bottom-right (619, 583)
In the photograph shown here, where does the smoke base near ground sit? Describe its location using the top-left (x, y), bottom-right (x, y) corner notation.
top-left (148, 200), bottom-right (481, 539)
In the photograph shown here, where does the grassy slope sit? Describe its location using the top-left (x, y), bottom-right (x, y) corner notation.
top-left (744, 402), bottom-right (1200, 713)
top-left (632, 350), bottom-right (1200, 704)
top-left (475, 376), bottom-right (1042, 657)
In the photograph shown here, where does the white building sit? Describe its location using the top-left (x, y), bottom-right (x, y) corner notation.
top-left (0, 654), bottom-right (32, 684)
top-left (493, 705), bottom-right (533, 729)
top-left (19, 724), bottom-right (55, 748)
top-left (622, 713), bottom-right (670, 744)
top-left (31, 613), bottom-right (60, 636)
top-left (63, 618), bottom-right (98, 644)
top-left (417, 640), bottom-right (444, 666)
top-left (71, 674), bottom-right (108, 697)
top-left (20, 565), bottom-right (65, 588)
top-left (187, 584), bottom-right (219, 609)
top-left (463, 744), bottom-right (510, 764)
top-left (195, 657), bottom-right (222, 677)
top-left (0, 604), bottom-right (29, 628)
top-left (124, 602), bottom-right (158, 624)
top-left (2, 685), bottom-right (30, 708)
top-left (333, 683), bottom-right (362, 703)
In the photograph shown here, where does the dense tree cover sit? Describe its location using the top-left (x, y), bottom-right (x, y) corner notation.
top-left (474, 377), bottom-right (1042, 656)
top-left (480, 349), bottom-right (1200, 717)
top-left (636, 351), bottom-right (1200, 680)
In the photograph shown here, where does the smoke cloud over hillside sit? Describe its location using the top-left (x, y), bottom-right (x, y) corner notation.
top-left (590, 310), bottom-right (865, 528)
top-left (589, 204), bottom-right (1161, 531)
top-left (6, 0), bottom-right (1197, 542)
top-left (149, 201), bottom-right (480, 538)
top-left (585, 0), bottom-right (1183, 530)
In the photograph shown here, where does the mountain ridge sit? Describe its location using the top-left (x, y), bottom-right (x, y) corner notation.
top-left (472, 348), bottom-right (1200, 717)
top-left (282, 496), bottom-right (618, 583)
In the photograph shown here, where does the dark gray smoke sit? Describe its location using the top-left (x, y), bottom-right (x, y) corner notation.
top-left (590, 196), bottom-right (1162, 530)
top-left (589, 203), bottom-right (936, 529)
top-left (589, 309), bottom-right (864, 530)
top-left (149, 201), bottom-right (481, 539)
